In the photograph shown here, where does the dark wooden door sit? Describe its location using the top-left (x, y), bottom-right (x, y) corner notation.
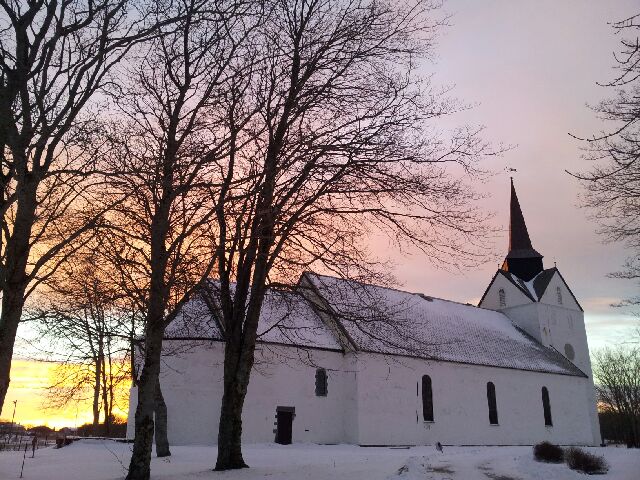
top-left (276, 410), bottom-right (293, 445)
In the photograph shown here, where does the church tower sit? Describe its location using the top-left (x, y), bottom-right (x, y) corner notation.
top-left (478, 179), bottom-right (594, 373)
top-left (478, 179), bottom-right (601, 445)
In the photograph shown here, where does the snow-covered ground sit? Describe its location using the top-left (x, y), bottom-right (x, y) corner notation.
top-left (0, 441), bottom-right (637, 480)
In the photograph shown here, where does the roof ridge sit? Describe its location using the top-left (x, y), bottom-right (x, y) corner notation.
top-left (305, 272), bottom-right (480, 309)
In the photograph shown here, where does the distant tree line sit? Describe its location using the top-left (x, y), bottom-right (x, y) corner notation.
top-left (593, 345), bottom-right (640, 448)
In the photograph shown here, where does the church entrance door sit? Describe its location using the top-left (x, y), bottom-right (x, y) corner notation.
top-left (275, 406), bottom-right (294, 444)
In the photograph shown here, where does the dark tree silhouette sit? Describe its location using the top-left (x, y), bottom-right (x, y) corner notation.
top-left (0, 0), bottom-right (174, 416)
top-left (26, 248), bottom-right (137, 436)
top-left (209, 0), bottom-right (497, 470)
top-left (94, 1), bottom-right (260, 478)
top-left (572, 14), bottom-right (640, 303)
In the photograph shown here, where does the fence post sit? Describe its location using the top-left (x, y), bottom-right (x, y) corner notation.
top-left (20, 444), bottom-right (27, 478)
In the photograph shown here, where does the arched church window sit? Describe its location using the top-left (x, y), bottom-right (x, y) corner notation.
top-left (556, 286), bottom-right (563, 305)
top-left (564, 343), bottom-right (575, 361)
top-left (315, 368), bottom-right (328, 396)
top-left (487, 382), bottom-right (498, 425)
top-left (542, 387), bottom-right (553, 426)
top-left (422, 375), bottom-right (434, 422)
top-left (498, 288), bottom-right (506, 307)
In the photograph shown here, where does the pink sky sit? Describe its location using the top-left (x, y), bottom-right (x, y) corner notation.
top-left (372, 0), bottom-right (640, 350)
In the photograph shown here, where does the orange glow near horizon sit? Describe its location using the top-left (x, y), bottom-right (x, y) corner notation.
top-left (0, 359), bottom-right (129, 430)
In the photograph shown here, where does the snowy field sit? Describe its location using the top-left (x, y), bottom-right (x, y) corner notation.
top-left (0, 440), bottom-right (638, 480)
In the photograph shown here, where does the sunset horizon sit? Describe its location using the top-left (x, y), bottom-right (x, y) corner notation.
top-left (0, 359), bottom-right (128, 430)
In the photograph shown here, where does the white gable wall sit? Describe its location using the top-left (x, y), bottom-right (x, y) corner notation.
top-left (479, 273), bottom-right (533, 311)
top-left (538, 272), bottom-right (581, 312)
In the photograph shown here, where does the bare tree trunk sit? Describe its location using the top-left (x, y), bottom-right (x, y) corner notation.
top-left (0, 303), bottom-right (21, 413)
top-left (631, 416), bottom-right (639, 448)
top-left (126, 323), bottom-right (164, 480)
top-left (101, 355), bottom-right (110, 436)
top-left (93, 352), bottom-right (102, 433)
top-left (0, 300), bottom-right (22, 413)
top-left (127, 195), bottom-right (171, 479)
top-left (0, 182), bottom-right (37, 412)
top-left (154, 376), bottom-right (170, 457)
top-left (107, 349), bottom-right (115, 435)
top-left (215, 344), bottom-right (251, 470)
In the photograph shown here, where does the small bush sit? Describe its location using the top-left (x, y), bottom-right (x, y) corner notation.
top-left (533, 441), bottom-right (564, 463)
top-left (564, 447), bottom-right (609, 474)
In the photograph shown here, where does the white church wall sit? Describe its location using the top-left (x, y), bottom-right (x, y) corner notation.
top-left (126, 387), bottom-right (136, 439)
top-left (530, 301), bottom-right (601, 445)
top-left (494, 288), bottom-right (601, 446)
top-left (241, 344), bottom-right (353, 445)
top-left (353, 353), bottom-right (598, 446)
top-left (126, 341), bottom-right (353, 445)
top-left (127, 341), bottom-right (601, 447)
top-left (503, 300), bottom-right (593, 377)
top-left (479, 273), bottom-right (532, 311)
top-left (342, 354), bottom-right (360, 444)
top-left (500, 301), bottom-right (591, 377)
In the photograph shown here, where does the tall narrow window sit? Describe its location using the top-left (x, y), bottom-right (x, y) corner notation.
top-left (556, 286), bottom-right (563, 305)
top-left (498, 288), bottom-right (506, 307)
top-left (422, 375), bottom-right (434, 422)
top-left (315, 368), bottom-right (328, 396)
top-left (487, 382), bottom-right (498, 425)
top-left (542, 387), bottom-right (553, 426)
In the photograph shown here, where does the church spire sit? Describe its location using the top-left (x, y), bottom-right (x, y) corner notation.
top-left (508, 178), bottom-right (533, 251)
top-left (501, 178), bottom-right (544, 281)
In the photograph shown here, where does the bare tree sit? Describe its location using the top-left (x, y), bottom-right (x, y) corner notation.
top-left (43, 357), bottom-right (130, 434)
top-left (27, 250), bottom-right (136, 435)
top-left (95, 1), bottom-right (260, 478)
top-left (0, 0), bottom-right (175, 415)
top-left (593, 346), bottom-right (640, 447)
top-left (209, 0), bottom-right (496, 470)
top-left (572, 14), bottom-right (640, 304)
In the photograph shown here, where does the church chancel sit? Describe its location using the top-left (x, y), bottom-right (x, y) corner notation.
top-left (127, 181), bottom-right (601, 447)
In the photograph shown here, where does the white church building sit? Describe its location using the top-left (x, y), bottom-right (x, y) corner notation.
top-left (127, 181), bottom-right (601, 447)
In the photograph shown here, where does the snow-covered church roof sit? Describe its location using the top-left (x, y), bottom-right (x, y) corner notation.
top-left (302, 273), bottom-right (585, 377)
top-left (165, 284), bottom-right (342, 351)
top-left (165, 274), bottom-right (585, 378)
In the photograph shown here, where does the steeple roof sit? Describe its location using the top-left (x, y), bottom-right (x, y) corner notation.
top-left (501, 179), bottom-right (544, 281)
top-left (505, 178), bottom-right (542, 260)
